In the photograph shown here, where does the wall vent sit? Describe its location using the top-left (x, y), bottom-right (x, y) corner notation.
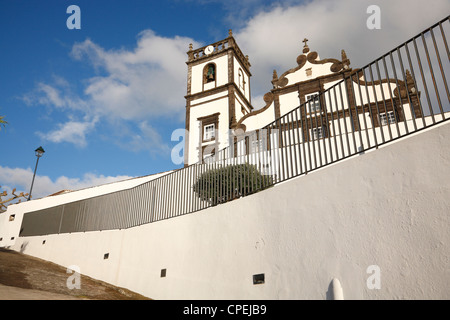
top-left (160, 269), bottom-right (167, 277)
top-left (103, 253), bottom-right (109, 259)
top-left (253, 273), bottom-right (265, 285)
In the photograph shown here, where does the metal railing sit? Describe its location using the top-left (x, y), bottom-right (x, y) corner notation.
top-left (19, 16), bottom-right (450, 237)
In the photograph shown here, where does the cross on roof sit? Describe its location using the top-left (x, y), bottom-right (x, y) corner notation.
top-left (302, 38), bottom-right (309, 47)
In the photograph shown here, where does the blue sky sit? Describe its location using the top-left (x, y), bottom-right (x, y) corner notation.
top-left (1, 0), bottom-right (448, 199)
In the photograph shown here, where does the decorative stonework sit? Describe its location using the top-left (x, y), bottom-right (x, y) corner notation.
top-left (263, 92), bottom-right (274, 103)
top-left (350, 69), bottom-right (417, 98)
top-left (273, 40), bottom-right (351, 89)
top-left (187, 33), bottom-right (251, 72)
top-left (234, 92), bottom-right (275, 130)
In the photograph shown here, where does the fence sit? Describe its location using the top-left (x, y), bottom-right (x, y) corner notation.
top-left (19, 16), bottom-right (450, 237)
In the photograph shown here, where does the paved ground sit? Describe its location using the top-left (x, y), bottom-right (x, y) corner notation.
top-left (0, 248), bottom-right (151, 300)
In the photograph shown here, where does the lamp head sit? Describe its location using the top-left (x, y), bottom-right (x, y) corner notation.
top-left (35, 146), bottom-right (45, 158)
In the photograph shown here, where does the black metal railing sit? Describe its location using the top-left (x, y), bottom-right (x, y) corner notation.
top-left (19, 16), bottom-right (450, 237)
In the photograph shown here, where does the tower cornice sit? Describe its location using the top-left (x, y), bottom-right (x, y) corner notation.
top-left (187, 31), bottom-right (251, 75)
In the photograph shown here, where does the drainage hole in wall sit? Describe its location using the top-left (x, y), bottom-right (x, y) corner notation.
top-left (103, 253), bottom-right (109, 259)
top-left (10, 237), bottom-right (15, 241)
top-left (42, 240), bottom-right (46, 245)
top-left (253, 273), bottom-right (265, 285)
top-left (9, 214), bottom-right (15, 221)
top-left (160, 269), bottom-right (167, 278)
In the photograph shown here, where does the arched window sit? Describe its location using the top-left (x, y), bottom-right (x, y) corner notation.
top-left (203, 63), bottom-right (216, 84)
top-left (238, 68), bottom-right (245, 92)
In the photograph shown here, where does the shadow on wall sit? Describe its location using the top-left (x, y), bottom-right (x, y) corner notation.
top-left (20, 241), bottom-right (28, 254)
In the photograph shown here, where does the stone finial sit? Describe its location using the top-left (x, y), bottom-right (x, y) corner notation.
top-left (406, 69), bottom-right (414, 85)
top-left (271, 70), bottom-right (279, 88)
top-left (341, 49), bottom-right (350, 68)
top-left (228, 29), bottom-right (233, 37)
top-left (188, 43), bottom-right (193, 51)
top-left (405, 69), bottom-right (416, 93)
top-left (272, 69), bottom-right (278, 80)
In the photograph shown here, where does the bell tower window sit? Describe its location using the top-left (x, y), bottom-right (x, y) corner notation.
top-left (206, 65), bottom-right (215, 82)
top-left (203, 63), bottom-right (216, 86)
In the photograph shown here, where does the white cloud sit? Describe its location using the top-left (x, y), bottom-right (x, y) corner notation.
top-left (71, 31), bottom-right (199, 120)
top-left (36, 117), bottom-right (98, 147)
top-left (25, 30), bottom-right (199, 150)
top-left (24, 81), bottom-right (89, 113)
top-left (234, 0), bottom-right (450, 107)
top-left (0, 165), bottom-right (134, 200)
top-left (125, 121), bottom-right (171, 155)
top-left (36, 83), bottom-right (66, 108)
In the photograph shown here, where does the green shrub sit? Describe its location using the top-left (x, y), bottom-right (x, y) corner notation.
top-left (192, 163), bottom-right (273, 206)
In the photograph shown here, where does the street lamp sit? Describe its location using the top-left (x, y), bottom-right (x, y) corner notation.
top-left (28, 146), bottom-right (45, 201)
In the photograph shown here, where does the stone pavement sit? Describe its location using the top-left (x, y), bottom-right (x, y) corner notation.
top-left (0, 284), bottom-right (84, 300)
top-left (0, 248), bottom-right (150, 300)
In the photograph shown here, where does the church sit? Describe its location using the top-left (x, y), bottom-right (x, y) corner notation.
top-left (184, 30), bottom-right (422, 169)
top-left (0, 19), bottom-right (448, 300)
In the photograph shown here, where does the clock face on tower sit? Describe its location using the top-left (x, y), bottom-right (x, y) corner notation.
top-left (205, 45), bottom-right (214, 55)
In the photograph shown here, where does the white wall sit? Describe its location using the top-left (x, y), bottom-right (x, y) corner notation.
top-left (286, 58), bottom-right (334, 84)
top-left (2, 121), bottom-right (449, 300)
top-left (234, 57), bottom-right (250, 102)
top-left (0, 172), bottom-right (171, 248)
top-left (240, 102), bottom-right (276, 133)
top-left (279, 91), bottom-right (300, 116)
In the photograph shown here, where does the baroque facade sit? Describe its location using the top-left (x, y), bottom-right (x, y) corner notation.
top-left (185, 31), bottom-right (421, 166)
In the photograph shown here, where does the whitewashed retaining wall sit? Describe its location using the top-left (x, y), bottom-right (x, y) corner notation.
top-left (1, 121), bottom-right (449, 299)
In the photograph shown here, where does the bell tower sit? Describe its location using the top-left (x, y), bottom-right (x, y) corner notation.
top-left (184, 30), bottom-right (253, 166)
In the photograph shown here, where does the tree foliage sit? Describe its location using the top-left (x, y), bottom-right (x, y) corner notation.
top-left (0, 115), bottom-right (7, 131)
top-left (193, 163), bottom-right (273, 206)
top-left (0, 187), bottom-right (29, 213)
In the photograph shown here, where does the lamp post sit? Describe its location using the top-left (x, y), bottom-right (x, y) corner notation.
top-left (28, 146), bottom-right (45, 201)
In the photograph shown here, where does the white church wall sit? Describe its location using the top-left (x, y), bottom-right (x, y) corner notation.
top-left (188, 97), bottom-right (230, 164)
top-left (0, 172), bottom-right (171, 248)
top-left (233, 56), bottom-right (250, 102)
top-left (190, 92), bottom-right (228, 107)
top-left (6, 120), bottom-right (449, 300)
top-left (240, 102), bottom-right (276, 133)
top-left (352, 81), bottom-right (398, 107)
top-left (286, 60), bottom-right (334, 84)
top-left (323, 79), bottom-right (343, 93)
top-left (279, 91), bottom-right (300, 116)
top-left (234, 94), bottom-right (248, 123)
